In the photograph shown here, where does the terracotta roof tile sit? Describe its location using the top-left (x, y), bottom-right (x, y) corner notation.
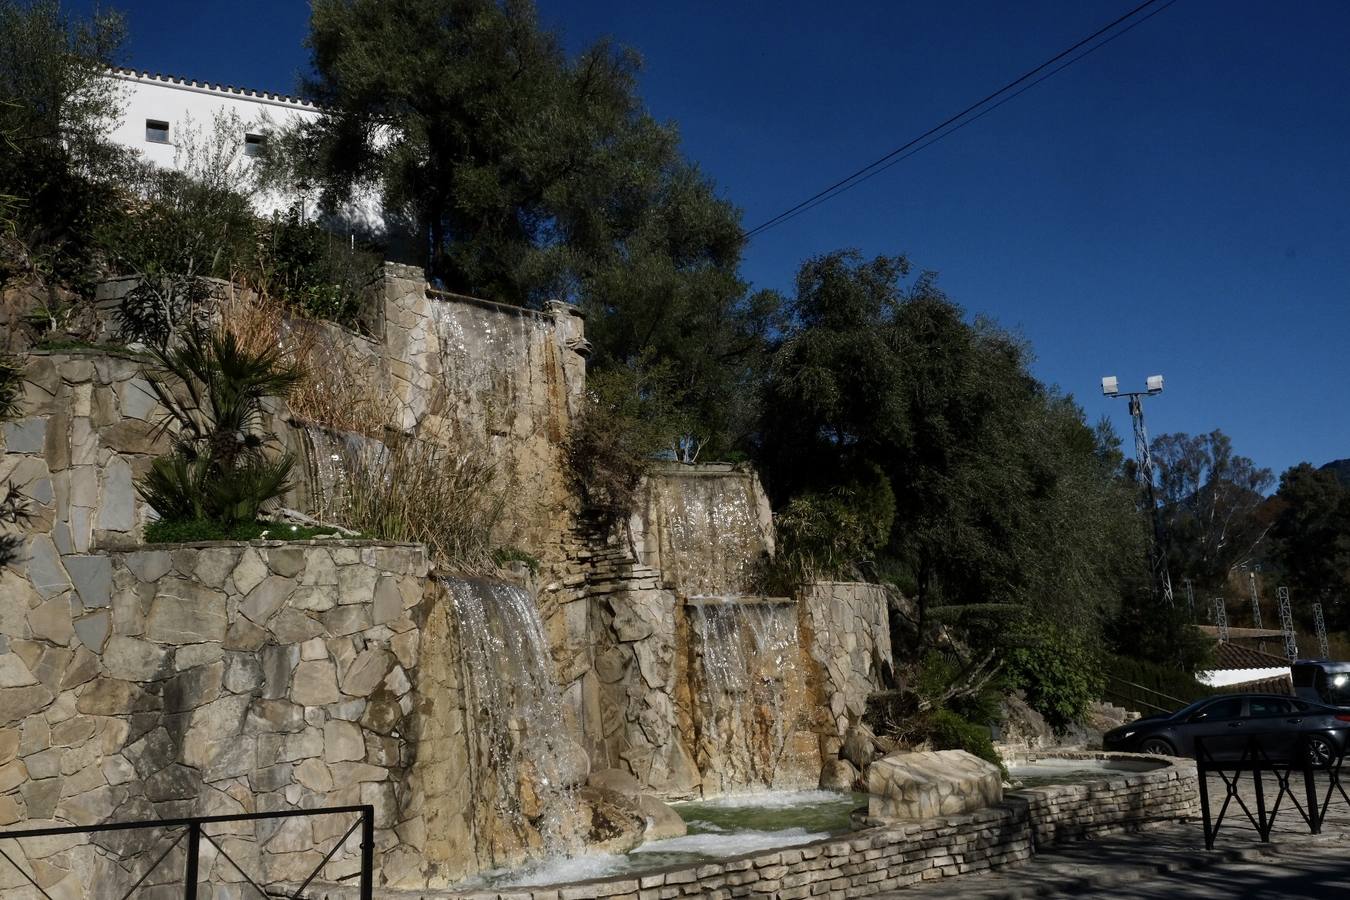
top-left (1214, 642), bottom-right (1292, 670)
top-left (1224, 673), bottom-right (1295, 695)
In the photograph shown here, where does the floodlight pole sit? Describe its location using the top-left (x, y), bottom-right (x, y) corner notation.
top-left (1108, 383), bottom-right (1173, 607)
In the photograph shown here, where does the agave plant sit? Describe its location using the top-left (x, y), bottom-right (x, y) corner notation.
top-left (137, 329), bottom-right (300, 529)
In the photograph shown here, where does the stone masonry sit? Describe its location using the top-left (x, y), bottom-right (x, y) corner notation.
top-left (0, 540), bottom-right (434, 897)
top-left (868, 750), bottom-right (1004, 822)
top-left (800, 581), bottom-right (894, 783)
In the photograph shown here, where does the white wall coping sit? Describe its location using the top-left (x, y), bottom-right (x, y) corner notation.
top-left (110, 67), bottom-right (318, 112)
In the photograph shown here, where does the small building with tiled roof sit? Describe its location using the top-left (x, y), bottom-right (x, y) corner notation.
top-left (1198, 640), bottom-right (1293, 688)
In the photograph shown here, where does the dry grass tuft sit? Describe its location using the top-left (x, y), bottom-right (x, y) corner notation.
top-left (322, 432), bottom-right (503, 572)
top-left (218, 286), bottom-right (386, 434)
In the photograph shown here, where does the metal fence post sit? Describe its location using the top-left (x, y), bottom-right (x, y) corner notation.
top-left (184, 821), bottom-right (200, 900)
top-left (1196, 737), bottom-right (1214, 850)
top-left (360, 804), bottom-right (374, 900)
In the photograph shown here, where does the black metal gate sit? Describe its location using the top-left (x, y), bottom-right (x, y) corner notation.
top-left (0, 804), bottom-right (374, 899)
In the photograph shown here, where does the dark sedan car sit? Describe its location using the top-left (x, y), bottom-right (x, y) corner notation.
top-left (1103, 693), bottom-right (1350, 765)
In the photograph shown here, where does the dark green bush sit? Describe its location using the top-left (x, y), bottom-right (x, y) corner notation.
top-left (772, 468), bottom-right (895, 586)
top-left (564, 363), bottom-right (687, 526)
top-left (254, 207), bottom-right (379, 325)
top-left (1006, 624), bottom-right (1106, 733)
top-left (929, 708), bottom-right (1007, 778)
top-left (1105, 653), bottom-right (1216, 713)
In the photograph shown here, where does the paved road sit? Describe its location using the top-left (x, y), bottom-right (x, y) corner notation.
top-left (878, 772), bottom-right (1350, 898)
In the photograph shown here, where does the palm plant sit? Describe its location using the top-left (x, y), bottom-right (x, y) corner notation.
top-left (137, 328), bottom-right (300, 529)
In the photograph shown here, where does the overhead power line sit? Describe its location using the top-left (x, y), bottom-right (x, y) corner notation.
top-left (745, 0), bottom-right (1178, 239)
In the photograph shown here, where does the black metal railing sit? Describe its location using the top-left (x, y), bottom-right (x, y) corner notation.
top-left (1195, 733), bottom-right (1350, 850)
top-left (1104, 674), bottom-right (1193, 716)
top-left (0, 805), bottom-right (374, 899)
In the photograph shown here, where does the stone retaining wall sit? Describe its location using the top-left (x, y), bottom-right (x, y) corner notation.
top-left (349, 753), bottom-right (1196, 900)
top-left (800, 582), bottom-right (892, 782)
top-left (0, 540), bottom-right (436, 897)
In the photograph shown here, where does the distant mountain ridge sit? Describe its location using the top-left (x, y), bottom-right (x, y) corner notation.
top-left (1320, 458), bottom-right (1350, 487)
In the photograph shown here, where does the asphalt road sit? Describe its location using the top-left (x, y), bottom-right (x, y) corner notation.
top-left (878, 771), bottom-right (1350, 899)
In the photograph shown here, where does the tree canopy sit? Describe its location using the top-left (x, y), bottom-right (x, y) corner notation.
top-left (0, 0), bottom-right (129, 285)
top-left (757, 250), bottom-right (1149, 663)
top-left (285, 0), bottom-right (766, 451)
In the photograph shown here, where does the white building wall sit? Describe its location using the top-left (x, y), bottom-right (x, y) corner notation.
top-left (105, 69), bottom-right (388, 238)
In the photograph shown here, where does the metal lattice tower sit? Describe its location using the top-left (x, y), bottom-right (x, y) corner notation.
top-left (1277, 586), bottom-right (1298, 661)
top-left (1248, 571), bottom-right (1263, 628)
top-left (1213, 598), bottom-right (1229, 642)
top-left (1129, 395), bottom-right (1174, 605)
top-left (1313, 602), bottom-right (1330, 660)
top-left (1183, 578), bottom-right (1195, 621)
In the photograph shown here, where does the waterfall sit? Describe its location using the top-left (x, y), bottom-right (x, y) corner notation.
top-left (441, 577), bottom-right (581, 859)
top-left (645, 470), bottom-right (768, 596)
top-left (298, 424), bottom-right (388, 519)
top-left (688, 596), bottom-right (804, 792)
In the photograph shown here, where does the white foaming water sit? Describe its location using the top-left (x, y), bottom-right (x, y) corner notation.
top-left (475, 828), bottom-right (831, 888)
top-left (684, 790), bottom-right (847, 810)
top-left (631, 827), bottom-right (826, 857)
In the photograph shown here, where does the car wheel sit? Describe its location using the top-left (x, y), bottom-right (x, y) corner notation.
top-left (1140, 738), bottom-right (1175, 757)
top-left (1306, 736), bottom-right (1335, 769)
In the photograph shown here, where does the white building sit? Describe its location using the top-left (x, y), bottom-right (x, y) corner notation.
top-left (106, 68), bottom-right (387, 238)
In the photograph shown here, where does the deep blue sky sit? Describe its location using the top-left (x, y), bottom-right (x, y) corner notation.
top-left (80, 0), bottom-right (1350, 479)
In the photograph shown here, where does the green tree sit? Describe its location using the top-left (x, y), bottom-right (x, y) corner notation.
top-left (1150, 430), bottom-right (1274, 594)
top-left (284, 0), bottom-right (768, 451)
top-left (758, 250), bottom-right (1149, 696)
top-left (0, 0), bottom-right (130, 285)
top-left (1269, 463), bottom-right (1350, 628)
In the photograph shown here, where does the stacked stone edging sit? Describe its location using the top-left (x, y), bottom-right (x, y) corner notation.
top-left (1003, 750), bottom-right (1199, 846)
top-left (307, 753), bottom-right (1195, 900)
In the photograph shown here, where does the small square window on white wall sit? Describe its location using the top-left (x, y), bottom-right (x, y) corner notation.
top-left (244, 133), bottom-right (265, 157)
top-left (145, 119), bottom-right (170, 143)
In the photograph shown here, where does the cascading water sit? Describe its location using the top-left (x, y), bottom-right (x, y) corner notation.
top-left (688, 596), bottom-right (805, 792)
top-left (298, 424), bottom-right (388, 518)
top-left (440, 577), bottom-right (582, 861)
top-left (644, 470), bottom-right (767, 597)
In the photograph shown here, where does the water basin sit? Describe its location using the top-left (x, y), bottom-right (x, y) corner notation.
top-left (466, 790), bottom-right (865, 889)
top-left (1008, 756), bottom-right (1162, 789)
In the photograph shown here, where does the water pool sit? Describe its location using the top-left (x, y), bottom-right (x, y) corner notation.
top-left (466, 790), bottom-right (865, 889)
top-left (1007, 756), bottom-right (1162, 789)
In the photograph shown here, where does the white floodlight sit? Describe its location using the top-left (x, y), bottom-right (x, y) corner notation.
top-left (1146, 374), bottom-right (1164, 395)
top-left (1101, 376), bottom-right (1119, 396)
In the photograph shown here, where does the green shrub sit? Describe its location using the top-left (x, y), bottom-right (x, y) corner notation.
top-left (492, 546), bottom-right (540, 575)
top-left (564, 363), bottom-right (686, 527)
top-left (1006, 624), bottom-right (1105, 733)
top-left (1104, 653), bottom-right (1216, 713)
top-left (254, 207), bottom-right (379, 326)
top-left (929, 708), bottom-right (1006, 778)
